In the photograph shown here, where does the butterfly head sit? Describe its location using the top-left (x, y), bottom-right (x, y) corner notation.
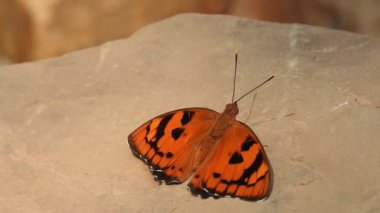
top-left (224, 102), bottom-right (239, 117)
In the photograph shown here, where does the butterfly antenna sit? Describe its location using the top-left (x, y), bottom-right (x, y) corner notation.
top-left (243, 92), bottom-right (257, 123)
top-left (234, 75), bottom-right (275, 103)
top-left (231, 50), bottom-right (238, 103)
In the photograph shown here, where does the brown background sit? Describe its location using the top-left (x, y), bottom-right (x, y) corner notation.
top-left (1, 0), bottom-right (380, 63)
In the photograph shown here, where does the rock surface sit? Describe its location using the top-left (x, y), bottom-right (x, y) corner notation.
top-left (0, 14), bottom-right (379, 212)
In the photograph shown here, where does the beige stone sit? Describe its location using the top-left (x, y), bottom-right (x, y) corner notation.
top-left (0, 14), bottom-right (379, 212)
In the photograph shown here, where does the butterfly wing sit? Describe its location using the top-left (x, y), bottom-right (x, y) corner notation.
top-left (188, 121), bottom-right (273, 201)
top-left (128, 108), bottom-right (219, 184)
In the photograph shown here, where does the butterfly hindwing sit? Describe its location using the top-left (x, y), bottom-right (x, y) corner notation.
top-left (188, 121), bottom-right (273, 201)
top-left (128, 108), bottom-right (219, 184)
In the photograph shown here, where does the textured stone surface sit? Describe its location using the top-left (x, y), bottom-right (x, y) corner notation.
top-left (0, 14), bottom-right (379, 212)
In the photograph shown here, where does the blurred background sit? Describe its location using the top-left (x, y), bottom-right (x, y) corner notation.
top-left (1, 0), bottom-right (379, 64)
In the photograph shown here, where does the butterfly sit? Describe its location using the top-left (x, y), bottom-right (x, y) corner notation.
top-left (128, 52), bottom-right (274, 201)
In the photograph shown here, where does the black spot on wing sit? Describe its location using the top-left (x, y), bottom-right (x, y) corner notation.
top-left (213, 173), bottom-right (221, 178)
top-left (221, 152), bottom-right (265, 186)
top-left (241, 136), bottom-right (256, 151)
top-left (181, 111), bottom-right (195, 126)
top-left (171, 128), bottom-right (184, 140)
top-left (166, 152), bottom-right (173, 158)
top-left (229, 151), bottom-right (244, 164)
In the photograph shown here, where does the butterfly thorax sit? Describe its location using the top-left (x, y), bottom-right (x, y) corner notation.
top-left (223, 103), bottom-right (239, 118)
top-left (212, 102), bottom-right (239, 135)
top-left (192, 103), bottom-right (239, 169)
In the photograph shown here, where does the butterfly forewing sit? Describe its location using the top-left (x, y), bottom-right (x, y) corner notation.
top-left (128, 108), bottom-right (219, 184)
top-left (188, 121), bottom-right (273, 201)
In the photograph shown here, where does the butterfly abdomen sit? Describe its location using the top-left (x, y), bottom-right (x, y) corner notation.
top-left (192, 103), bottom-right (239, 170)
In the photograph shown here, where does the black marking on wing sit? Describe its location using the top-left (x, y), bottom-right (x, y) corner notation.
top-left (229, 151), bottom-right (244, 164)
top-left (144, 124), bottom-right (151, 144)
top-left (127, 140), bottom-right (184, 185)
top-left (189, 183), bottom-right (217, 199)
top-left (188, 151), bottom-right (270, 200)
top-left (166, 152), bottom-right (173, 158)
top-left (130, 113), bottom-right (182, 184)
top-left (171, 128), bottom-right (184, 140)
top-left (144, 114), bottom-right (174, 161)
top-left (153, 114), bottom-right (173, 143)
top-left (181, 111), bottom-right (195, 126)
top-left (222, 152), bottom-right (264, 186)
top-left (157, 151), bottom-right (164, 157)
top-left (152, 169), bottom-right (182, 185)
top-left (241, 136), bottom-right (256, 151)
top-left (213, 173), bottom-right (221, 178)
top-left (128, 108), bottom-right (220, 186)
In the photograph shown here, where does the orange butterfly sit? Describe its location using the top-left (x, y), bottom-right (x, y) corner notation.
top-left (128, 52), bottom-right (274, 201)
